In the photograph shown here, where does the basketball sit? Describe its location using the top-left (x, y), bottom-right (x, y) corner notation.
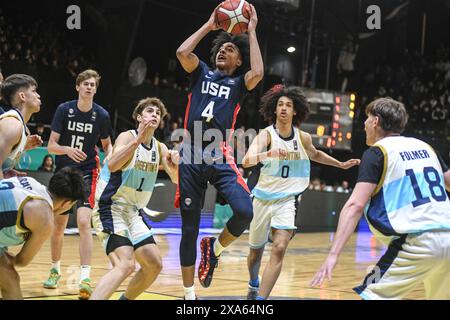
top-left (215, 0), bottom-right (251, 35)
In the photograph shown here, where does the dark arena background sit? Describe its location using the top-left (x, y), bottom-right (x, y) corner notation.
top-left (0, 0), bottom-right (449, 303)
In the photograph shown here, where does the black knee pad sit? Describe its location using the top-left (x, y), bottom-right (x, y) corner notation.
top-left (227, 199), bottom-right (253, 237)
top-left (180, 209), bottom-right (201, 267)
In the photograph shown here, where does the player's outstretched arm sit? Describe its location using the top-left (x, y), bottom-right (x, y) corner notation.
top-left (108, 120), bottom-right (154, 172)
top-left (310, 182), bottom-right (375, 287)
top-left (176, 4), bottom-right (221, 73)
top-left (242, 130), bottom-right (286, 167)
top-left (160, 143), bottom-right (179, 184)
top-left (300, 131), bottom-right (360, 169)
top-left (107, 131), bottom-right (139, 172)
top-left (0, 117), bottom-right (23, 179)
top-left (244, 4), bottom-right (264, 91)
top-left (14, 200), bottom-right (53, 267)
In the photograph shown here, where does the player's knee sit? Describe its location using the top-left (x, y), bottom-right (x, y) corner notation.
top-left (77, 217), bottom-right (91, 230)
top-left (227, 205), bottom-right (253, 236)
top-left (271, 241), bottom-right (288, 259)
top-left (116, 259), bottom-right (135, 276)
top-left (141, 255), bottom-right (163, 274)
top-left (247, 250), bottom-right (262, 265)
top-left (0, 268), bottom-right (20, 286)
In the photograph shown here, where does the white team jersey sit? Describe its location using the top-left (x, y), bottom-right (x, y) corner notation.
top-left (95, 131), bottom-right (161, 210)
top-left (0, 109), bottom-right (27, 172)
top-left (251, 125), bottom-right (310, 200)
top-left (365, 136), bottom-right (450, 241)
top-left (0, 176), bottom-right (53, 240)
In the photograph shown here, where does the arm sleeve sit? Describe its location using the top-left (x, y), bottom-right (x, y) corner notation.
top-left (50, 104), bottom-right (65, 134)
top-left (356, 147), bottom-right (385, 184)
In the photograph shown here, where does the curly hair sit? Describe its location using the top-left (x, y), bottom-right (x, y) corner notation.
top-left (259, 85), bottom-right (310, 126)
top-left (210, 31), bottom-right (250, 76)
top-left (132, 97), bottom-right (168, 127)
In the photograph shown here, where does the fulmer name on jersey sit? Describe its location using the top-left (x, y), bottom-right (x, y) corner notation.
top-left (201, 81), bottom-right (231, 99)
top-left (399, 149), bottom-right (430, 161)
top-left (68, 121), bottom-right (94, 134)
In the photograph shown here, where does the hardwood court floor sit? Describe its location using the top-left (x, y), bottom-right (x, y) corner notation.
top-left (11, 232), bottom-right (425, 300)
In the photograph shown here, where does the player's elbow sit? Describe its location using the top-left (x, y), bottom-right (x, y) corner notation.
top-left (176, 48), bottom-right (189, 60)
top-left (254, 67), bottom-right (264, 81)
top-left (15, 256), bottom-right (31, 267)
top-left (107, 162), bottom-right (119, 173)
top-left (343, 201), bottom-right (365, 218)
top-left (242, 157), bottom-right (251, 168)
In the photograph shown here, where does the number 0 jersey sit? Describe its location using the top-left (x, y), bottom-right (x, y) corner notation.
top-left (95, 131), bottom-right (161, 212)
top-left (249, 125), bottom-right (310, 201)
top-left (365, 136), bottom-right (450, 240)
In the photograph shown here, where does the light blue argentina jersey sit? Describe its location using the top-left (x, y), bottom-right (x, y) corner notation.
top-left (0, 177), bottom-right (53, 251)
top-left (251, 125), bottom-right (310, 200)
top-left (365, 136), bottom-right (450, 242)
top-left (0, 109), bottom-right (27, 172)
top-left (95, 131), bottom-right (161, 211)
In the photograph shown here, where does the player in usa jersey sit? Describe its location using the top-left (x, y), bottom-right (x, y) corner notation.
top-left (243, 85), bottom-right (359, 300)
top-left (0, 74), bottom-right (43, 179)
top-left (44, 69), bottom-right (113, 299)
top-left (0, 168), bottom-right (85, 299)
top-left (311, 98), bottom-right (450, 299)
top-left (175, 4), bottom-right (263, 299)
top-left (90, 98), bottom-right (178, 300)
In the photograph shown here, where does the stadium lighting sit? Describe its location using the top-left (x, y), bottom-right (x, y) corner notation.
top-left (287, 46), bottom-right (296, 53)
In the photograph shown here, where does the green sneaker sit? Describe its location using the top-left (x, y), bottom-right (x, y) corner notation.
top-left (43, 268), bottom-right (61, 289)
top-left (79, 278), bottom-right (93, 300)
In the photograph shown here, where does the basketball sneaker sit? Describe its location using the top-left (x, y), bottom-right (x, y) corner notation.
top-left (198, 237), bottom-right (219, 288)
top-left (43, 268), bottom-right (61, 289)
top-left (247, 283), bottom-right (259, 300)
top-left (78, 278), bottom-right (93, 300)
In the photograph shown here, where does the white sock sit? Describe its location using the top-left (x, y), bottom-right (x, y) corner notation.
top-left (80, 265), bottom-right (91, 281)
top-left (51, 261), bottom-right (61, 274)
top-left (183, 285), bottom-right (196, 300)
top-left (213, 238), bottom-right (225, 257)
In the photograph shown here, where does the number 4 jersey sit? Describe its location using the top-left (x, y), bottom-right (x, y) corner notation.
top-left (184, 60), bottom-right (248, 143)
top-left (363, 136), bottom-right (450, 240)
top-left (51, 100), bottom-right (112, 172)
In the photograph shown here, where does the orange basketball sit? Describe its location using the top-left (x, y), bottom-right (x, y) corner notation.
top-left (215, 0), bottom-right (251, 35)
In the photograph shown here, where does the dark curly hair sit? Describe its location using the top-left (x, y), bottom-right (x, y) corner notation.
top-left (210, 31), bottom-right (250, 76)
top-left (48, 167), bottom-right (87, 203)
top-left (259, 85), bottom-right (310, 126)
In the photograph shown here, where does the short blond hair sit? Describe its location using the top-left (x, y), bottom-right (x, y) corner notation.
top-left (132, 97), bottom-right (168, 127)
top-left (76, 69), bottom-right (101, 87)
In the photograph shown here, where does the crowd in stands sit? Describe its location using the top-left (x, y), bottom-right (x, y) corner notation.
top-left (0, 9), bottom-right (94, 82)
top-left (355, 44), bottom-right (450, 140)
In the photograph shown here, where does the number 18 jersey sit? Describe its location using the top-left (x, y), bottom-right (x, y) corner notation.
top-left (366, 136), bottom-right (450, 239)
